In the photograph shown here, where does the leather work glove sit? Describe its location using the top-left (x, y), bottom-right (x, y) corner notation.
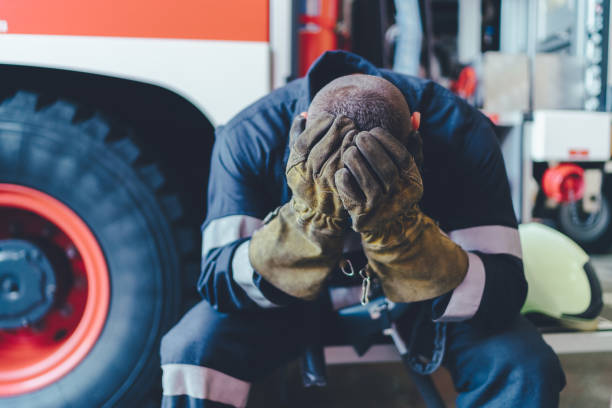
top-left (249, 113), bottom-right (356, 300)
top-left (335, 128), bottom-right (468, 302)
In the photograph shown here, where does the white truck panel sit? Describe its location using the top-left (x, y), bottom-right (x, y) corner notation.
top-left (0, 34), bottom-right (271, 126)
top-left (531, 110), bottom-right (611, 161)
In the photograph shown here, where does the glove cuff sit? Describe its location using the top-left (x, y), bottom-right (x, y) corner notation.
top-left (361, 211), bottom-right (469, 302)
top-left (248, 202), bottom-right (344, 300)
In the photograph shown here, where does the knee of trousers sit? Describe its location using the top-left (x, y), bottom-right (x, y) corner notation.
top-left (160, 301), bottom-right (241, 368)
top-left (478, 331), bottom-right (565, 389)
top-left (160, 325), bottom-right (200, 366)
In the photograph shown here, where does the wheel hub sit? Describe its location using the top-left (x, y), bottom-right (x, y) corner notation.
top-left (0, 184), bottom-right (110, 397)
top-left (0, 239), bottom-right (56, 329)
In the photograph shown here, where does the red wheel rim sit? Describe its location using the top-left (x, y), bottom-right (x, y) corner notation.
top-left (0, 184), bottom-right (110, 396)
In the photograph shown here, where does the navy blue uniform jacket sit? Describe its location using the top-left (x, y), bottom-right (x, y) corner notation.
top-left (198, 51), bottom-right (526, 329)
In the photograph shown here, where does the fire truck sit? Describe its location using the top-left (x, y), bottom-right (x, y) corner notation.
top-left (1, 0), bottom-right (611, 406)
top-left (0, 1), bottom-right (300, 406)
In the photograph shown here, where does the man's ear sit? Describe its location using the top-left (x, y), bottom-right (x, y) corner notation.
top-left (404, 112), bottom-right (422, 169)
top-left (410, 112), bottom-right (421, 131)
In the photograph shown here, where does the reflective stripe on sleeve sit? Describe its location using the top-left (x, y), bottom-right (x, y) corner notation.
top-left (449, 225), bottom-right (522, 259)
top-left (202, 215), bottom-right (264, 256)
top-left (434, 252), bottom-right (486, 322)
top-left (232, 240), bottom-right (279, 308)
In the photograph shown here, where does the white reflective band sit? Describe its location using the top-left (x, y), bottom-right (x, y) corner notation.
top-left (162, 363), bottom-right (250, 408)
top-left (434, 252), bottom-right (486, 322)
top-left (449, 225), bottom-right (522, 259)
top-left (202, 215), bottom-right (263, 256)
top-left (232, 241), bottom-right (279, 308)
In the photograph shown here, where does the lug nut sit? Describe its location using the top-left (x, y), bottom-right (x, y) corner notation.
top-left (46, 284), bottom-right (56, 297)
top-left (53, 329), bottom-right (68, 342)
top-left (66, 245), bottom-right (78, 259)
top-left (28, 249), bottom-right (41, 261)
top-left (60, 304), bottom-right (73, 317)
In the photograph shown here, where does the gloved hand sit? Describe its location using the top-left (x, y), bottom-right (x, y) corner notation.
top-left (335, 128), bottom-right (468, 302)
top-left (249, 113), bottom-right (356, 300)
top-left (285, 112), bottom-right (356, 234)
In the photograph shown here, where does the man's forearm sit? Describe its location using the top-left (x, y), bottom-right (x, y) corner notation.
top-left (199, 214), bottom-right (290, 312)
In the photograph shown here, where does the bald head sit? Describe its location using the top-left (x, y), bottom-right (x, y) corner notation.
top-left (308, 74), bottom-right (412, 137)
top-left (307, 74), bottom-right (421, 165)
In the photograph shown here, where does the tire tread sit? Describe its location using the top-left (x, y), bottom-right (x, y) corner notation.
top-left (0, 90), bottom-right (199, 406)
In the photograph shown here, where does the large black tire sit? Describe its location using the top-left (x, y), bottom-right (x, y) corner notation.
top-left (558, 194), bottom-right (612, 253)
top-left (0, 91), bottom-right (195, 407)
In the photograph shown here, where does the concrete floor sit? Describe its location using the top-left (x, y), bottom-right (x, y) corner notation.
top-left (247, 256), bottom-right (612, 408)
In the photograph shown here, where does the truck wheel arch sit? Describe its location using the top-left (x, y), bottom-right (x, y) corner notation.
top-left (0, 64), bottom-right (216, 222)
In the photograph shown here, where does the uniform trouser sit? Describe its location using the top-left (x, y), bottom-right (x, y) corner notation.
top-left (160, 300), bottom-right (565, 408)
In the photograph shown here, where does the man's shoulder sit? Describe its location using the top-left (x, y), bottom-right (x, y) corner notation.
top-left (218, 78), bottom-right (305, 139)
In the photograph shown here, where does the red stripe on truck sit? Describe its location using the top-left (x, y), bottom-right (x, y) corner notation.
top-left (0, 0), bottom-right (269, 42)
top-left (569, 149), bottom-right (589, 158)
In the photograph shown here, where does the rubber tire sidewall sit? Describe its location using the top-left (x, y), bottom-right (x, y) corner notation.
top-left (0, 104), bottom-right (180, 407)
top-left (559, 194), bottom-right (612, 253)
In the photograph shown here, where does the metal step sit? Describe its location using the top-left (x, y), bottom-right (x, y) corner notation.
top-left (325, 317), bottom-right (612, 364)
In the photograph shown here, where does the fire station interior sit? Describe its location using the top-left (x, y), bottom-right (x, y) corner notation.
top-left (1, 0), bottom-right (612, 407)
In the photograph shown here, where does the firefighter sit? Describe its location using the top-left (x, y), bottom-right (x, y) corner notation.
top-left (160, 51), bottom-right (565, 407)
